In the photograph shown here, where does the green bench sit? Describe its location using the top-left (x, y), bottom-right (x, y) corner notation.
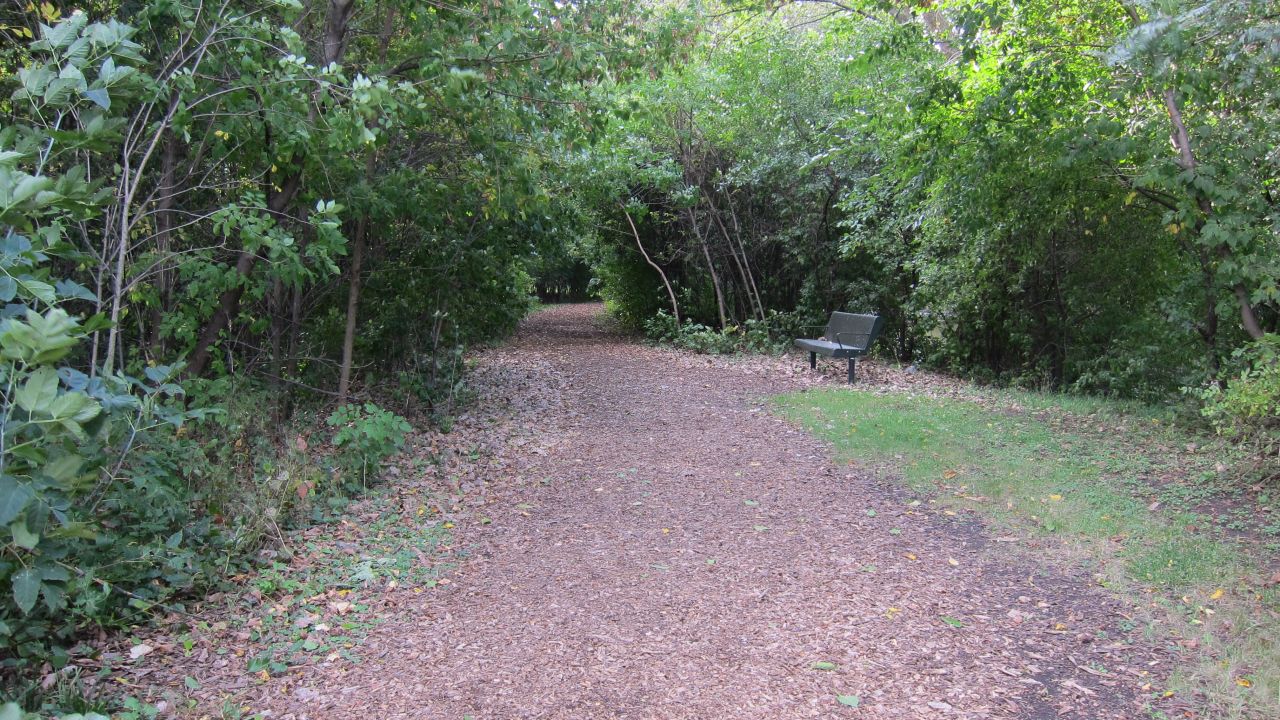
top-left (795, 312), bottom-right (884, 383)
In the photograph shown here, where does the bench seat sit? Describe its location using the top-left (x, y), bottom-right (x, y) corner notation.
top-left (794, 338), bottom-right (863, 358)
top-left (795, 312), bottom-right (883, 383)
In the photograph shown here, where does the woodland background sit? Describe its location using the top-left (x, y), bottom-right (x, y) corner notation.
top-left (0, 0), bottom-right (1277, 708)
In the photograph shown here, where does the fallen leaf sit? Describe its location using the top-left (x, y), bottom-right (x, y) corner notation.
top-left (943, 470), bottom-right (958, 480)
top-left (837, 694), bottom-right (861, 708)
top-left (905, 552), bottom-right (917, 561)
top-left (129, 644), bottom-right (154, 660)
top-left (947, 558), bottom-right (959, 566)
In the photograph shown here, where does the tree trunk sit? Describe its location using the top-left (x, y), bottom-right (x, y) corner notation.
top-left (706, 191), bottom-right (764, 321)
top-left (186, 0), bottom-right (357, 378)
top-left (185, 173), bottom-right (304, 377)
top-left (337, 213), bottom-right (368, 403)
top-left (622, 206), bottom-right (680, 325)
top-left (1158, 88), bottom-right (1265, 340)
top-left (688, 209), bottom-right (728, 329)
top-left (146, 134), bottom-right (179, 359)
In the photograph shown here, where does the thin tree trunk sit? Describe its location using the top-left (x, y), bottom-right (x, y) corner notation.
top-left (1124, 0), bottom-right (1264, 341)
top-left (1158, 88), bottom-right (1265, 340)
top-left (706, 192), bottom-right (764, 321)
top-left (621, 206), bottom-right (680, 325)
top-left (146, 134), bottom-right (178, 359)
top-left (688, 208), bottom-right (728, 329)
top-left (186, 173), bottom-right (303, 376)
top-left (722, 191), bottom-right (766, 320)
top-left (186, 0), bottom-right (356, 378)
top-left (337, 213), bottom-right (368, 403)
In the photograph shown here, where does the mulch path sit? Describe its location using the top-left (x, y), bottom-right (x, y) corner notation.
top-left (128, 304), bottom-right (1176, 718)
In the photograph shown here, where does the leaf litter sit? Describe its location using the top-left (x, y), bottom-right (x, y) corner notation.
top-left (109, 304), bottom-right (1178, 718)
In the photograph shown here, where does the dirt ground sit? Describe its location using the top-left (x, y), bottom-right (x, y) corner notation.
top-left (129, 304), bottom-right (1175, 719)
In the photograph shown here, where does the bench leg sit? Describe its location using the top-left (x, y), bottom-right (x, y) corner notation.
top-left (809, 351), bottom-right (816, 370)
top-left (847, 358), bottom-right (856, 384)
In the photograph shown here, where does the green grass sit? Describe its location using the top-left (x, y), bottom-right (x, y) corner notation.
top-left (774, 388), bottom-right (1280, 720)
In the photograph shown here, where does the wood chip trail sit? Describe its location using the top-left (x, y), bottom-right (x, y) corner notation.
top-left (262, 304), bottom-right (1164, 719)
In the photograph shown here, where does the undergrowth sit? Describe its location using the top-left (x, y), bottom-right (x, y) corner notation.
top-left (642, 309), bottom-right (796, 355)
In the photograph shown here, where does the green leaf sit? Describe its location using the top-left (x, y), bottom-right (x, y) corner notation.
top-left (11, 518), bottom-right (40, 550)
top-left (11, 175), bottom-right (53, 205)
top-left (940, 616), bottom-right (965, 628)
top-left (42, 454), bottom-right (84, 487)
top-left (16, 366), bottom-right (59, 414)
top-left (83, 88), bottom-right (110, 110)
top-left (20, 279), bottom-right (56, 305)
top-left (48, 391), bottom-right (100, 423)
top-left (837, 694), bottom-right (861, 708)
top-left (0, 477), bottom-right (33, 525)
top-left (811, 661), bottom-right (838, 671)
top-left (12, 568), bottom-right (41, 614)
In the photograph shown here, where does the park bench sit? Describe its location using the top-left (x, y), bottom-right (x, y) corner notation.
top-left (795, 312), bottom-right (884, 383)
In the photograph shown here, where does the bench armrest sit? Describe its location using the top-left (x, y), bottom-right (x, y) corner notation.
top-left (834, 331), bottom-right (871, 349)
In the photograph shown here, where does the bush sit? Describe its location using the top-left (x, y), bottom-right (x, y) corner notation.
top-left (1199, 334), bottom-right (1280, 466)
top-left (326, 403), bottom-right (411, 489)
top-left (642, 310), bottom-right (789, 355)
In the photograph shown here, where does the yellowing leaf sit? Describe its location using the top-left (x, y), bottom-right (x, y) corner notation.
top-left (258, 669), bottom-right (270, 681)
top-left (1049, 494), bottom-right (1063, 502)
top-left (905, 552), bottom-right (917, 561)
top-left (1210, 588), bottom-right (1224, 601)
top-left (1236, 678), bottom-right (1252, 688)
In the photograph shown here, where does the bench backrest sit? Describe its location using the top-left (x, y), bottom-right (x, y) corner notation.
top-left (825, 312), bottom-right (883, 351)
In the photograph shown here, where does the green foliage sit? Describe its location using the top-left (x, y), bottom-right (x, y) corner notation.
top-left (643, 310), bottom-right (788, 355)
top-left (326, 403), bottom-right (410, 488)
top-left (1199, 335), bottom-right (1280, 461)
top-left (0, 11), bottom-right (219, 678)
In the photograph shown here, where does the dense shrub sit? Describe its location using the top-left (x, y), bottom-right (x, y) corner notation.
top-left (1199, 335), bottom-right (1280, 470)
top-left (326, 403), bottom-right (412, 490)
top-left (643, 310), bottom-right (789, 355)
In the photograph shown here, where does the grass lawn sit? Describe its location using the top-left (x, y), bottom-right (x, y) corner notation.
top-left (775, 387), bottom-right (1280, 720)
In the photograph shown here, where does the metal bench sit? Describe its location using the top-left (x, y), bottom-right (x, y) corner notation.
top-left (795, 312), bottom-right (884, 383)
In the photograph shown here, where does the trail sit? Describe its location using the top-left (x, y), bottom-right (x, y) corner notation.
top-left (258, 304), bottom-right (1161, 719)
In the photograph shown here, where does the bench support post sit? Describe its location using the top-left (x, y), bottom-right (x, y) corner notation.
top-left (847, 358), bottom-right (856, 384)
top-left (809, 351), bottom-right (817, 369)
